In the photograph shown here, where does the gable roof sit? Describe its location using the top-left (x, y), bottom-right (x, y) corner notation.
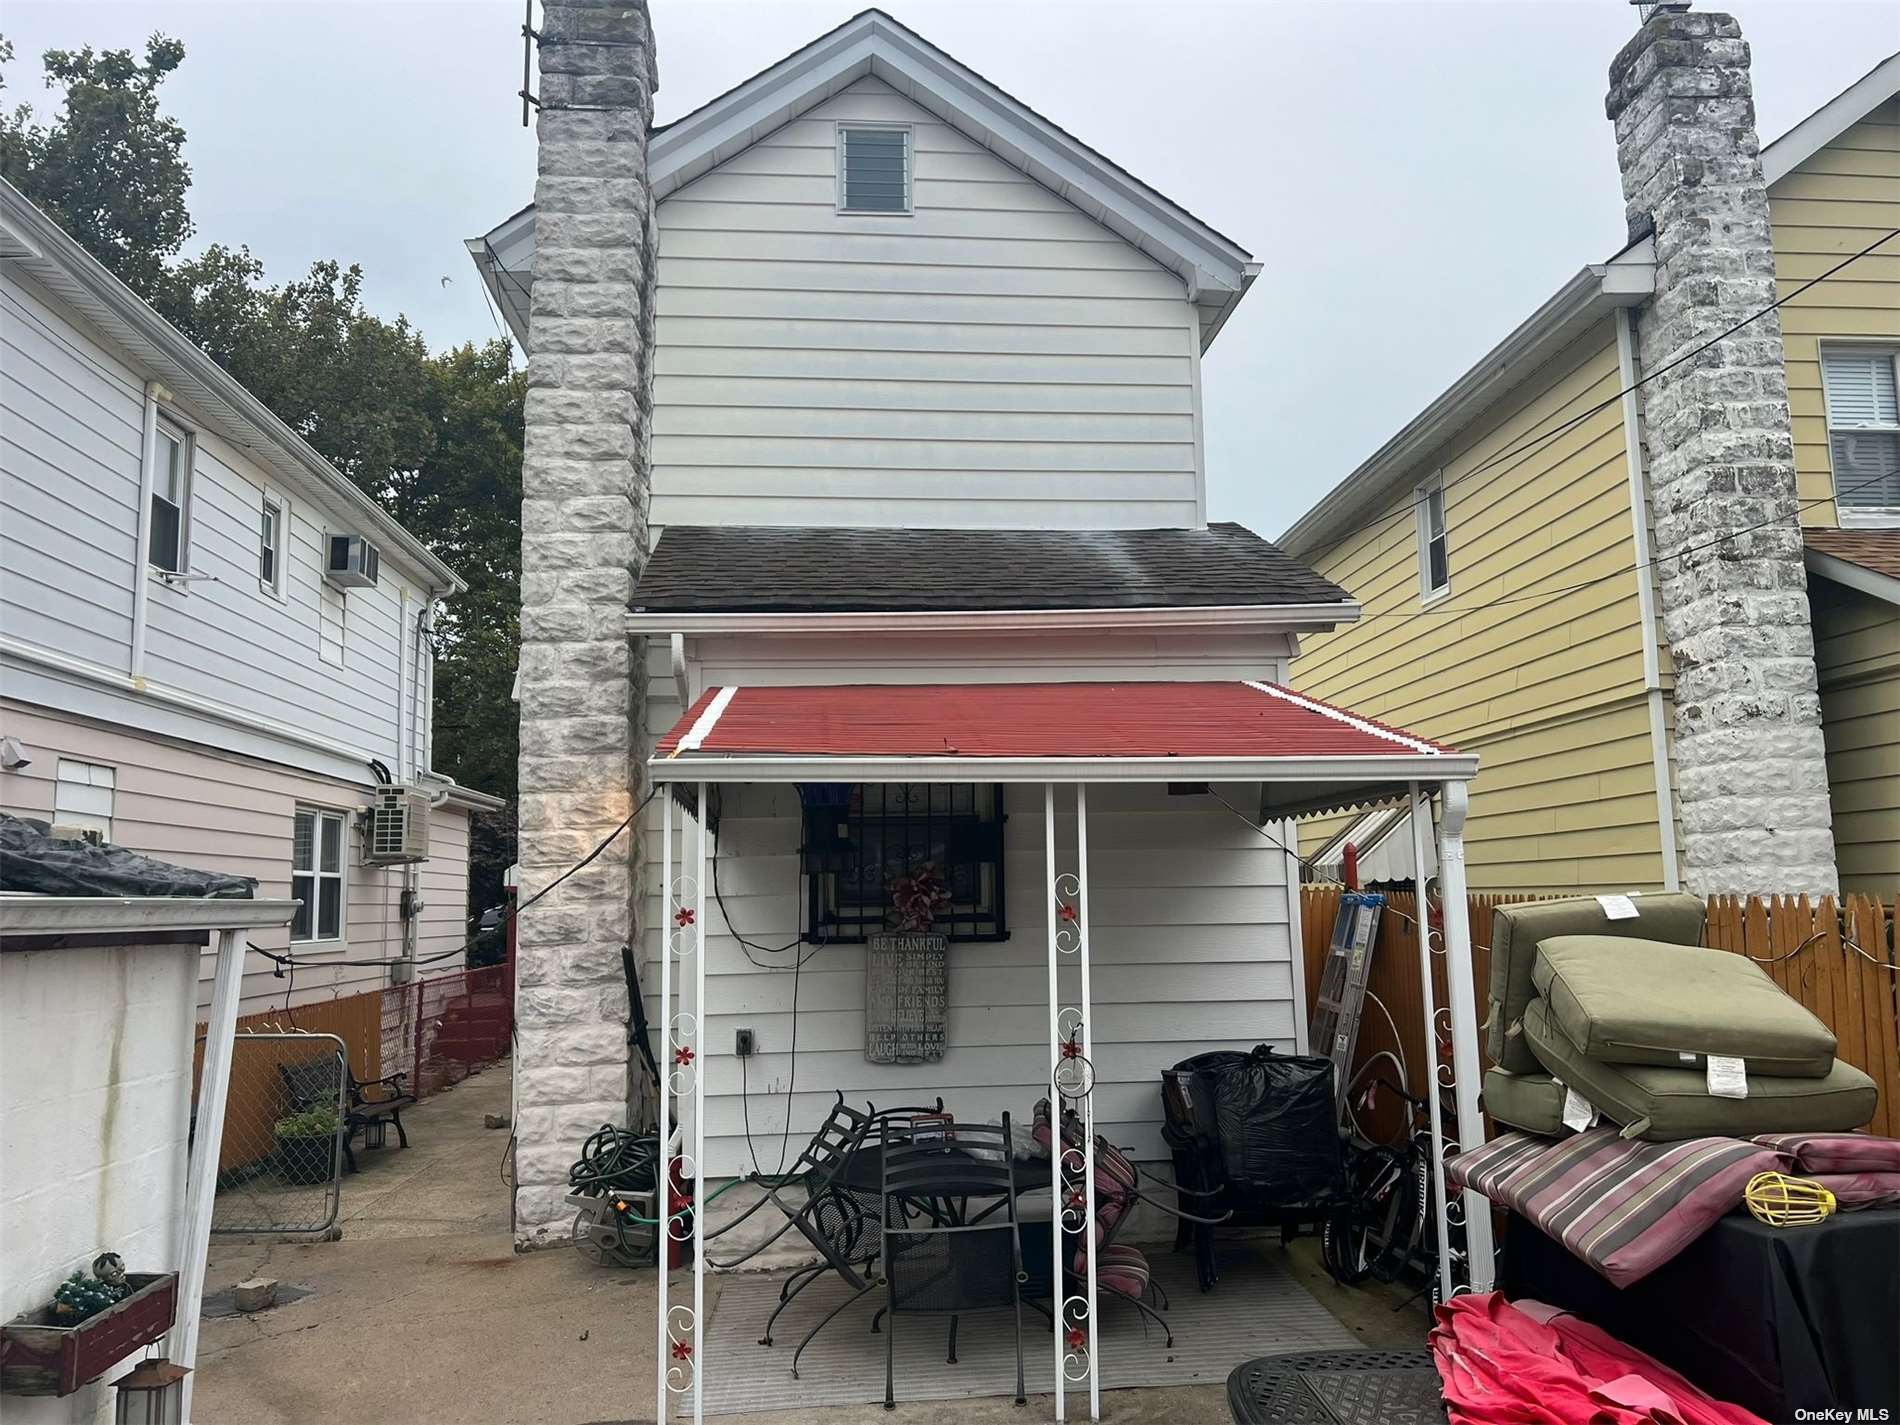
top-left (1763, 50), bottom-right (1900, 187)
top-left (1278, 48), bottom-right (1900, 562)
top-left (627, 524), bottom-right (1354, 625)
top-left (0, 180), bottom-right (463, 594)
top-left (471, 8), bottom-right (1257, 353)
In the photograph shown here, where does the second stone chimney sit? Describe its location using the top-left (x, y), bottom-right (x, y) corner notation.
top-left (1606, 9), bottom-right (1838, 895)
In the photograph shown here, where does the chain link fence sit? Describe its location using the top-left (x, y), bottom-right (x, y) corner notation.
top-left (208, 1031), bottom-right (347, 1235)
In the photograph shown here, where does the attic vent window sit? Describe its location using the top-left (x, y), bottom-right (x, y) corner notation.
top-left (839, 125), bottom-right (911, 214)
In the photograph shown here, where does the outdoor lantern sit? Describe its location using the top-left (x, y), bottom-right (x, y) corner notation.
top-left (113, 1357), bottom-right (189, 1425)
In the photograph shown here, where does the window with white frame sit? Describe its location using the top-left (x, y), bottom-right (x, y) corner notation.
top-left (291, 806), bottom-right (346, 942)
top-left (260, 497), bottom-right (285, 595)
top-left (54, 759), bottom-right (115, 843)
top-left (1416, 475), bottom-right (1450, 600)
top-left (838, 125), bottom-right (911, 214)
top-left (148, 419), bottom-right (194, 573)
top-left (1822, 346), bottom-right (1900, 516)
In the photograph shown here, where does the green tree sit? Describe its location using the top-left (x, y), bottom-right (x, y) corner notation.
top-left (2, 34), bottom-right (522, 904)
top-left (0, 34), bottom-right (192, 294)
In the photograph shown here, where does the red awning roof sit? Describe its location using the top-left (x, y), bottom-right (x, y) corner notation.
top-left (656, 680), bottom-right (1458, 765)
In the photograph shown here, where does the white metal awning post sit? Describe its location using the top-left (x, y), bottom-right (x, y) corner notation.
top-left (1406, 783), bottom-right (1455, 1306)
top-left (657, 789), bottom-right (709, 1424)
top-left (1045, 782), bottom-right (1099, 1422)
top-left (1433, 781), bottom-right (1495, 1289)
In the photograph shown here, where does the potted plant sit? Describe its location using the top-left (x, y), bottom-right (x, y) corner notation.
top-left (272, 1105), bottom-right (341, 1185)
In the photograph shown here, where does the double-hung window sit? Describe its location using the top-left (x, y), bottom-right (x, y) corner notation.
top-left (260, 497), bottom-right (285, 595)
top-left (838, 125), bottom-right (911, 214)
top-left (149, 420), bottom-right (194, 574)
top-left (1416, 474), bottom-right (1450, 601)
top-left (291, 806), bottom-right (346, 943)
top-left (1821, 346), bottom-right (1900, 519)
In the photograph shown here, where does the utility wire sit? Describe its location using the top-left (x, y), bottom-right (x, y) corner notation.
top-left (1287, 225), bottom-right (1900, 572)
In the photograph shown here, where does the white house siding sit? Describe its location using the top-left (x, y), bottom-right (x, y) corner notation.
top-left (1, 939), bottom-right (195, 1425)
top-left (0, 703), bottom-right (473, 1015)
top-left (1, 264), bottom-right (436, 777)
top-left (627, 630), bottom-right (1304, 1181)
top-left (650, 76), bottom-right (1203, 530)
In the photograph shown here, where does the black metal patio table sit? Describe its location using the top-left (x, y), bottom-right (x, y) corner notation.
top-left (839, 1140), bottom-right (1054, 1219)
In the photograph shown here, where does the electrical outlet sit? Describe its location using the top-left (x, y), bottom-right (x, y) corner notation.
top-left (735, 1028), bottom-right (756, 1058)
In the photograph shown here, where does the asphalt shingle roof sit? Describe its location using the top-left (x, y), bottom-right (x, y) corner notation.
top-left (1807, 528), bottom-right (1900, 582)
top-left (631, 524), bottom-right (1351, 614)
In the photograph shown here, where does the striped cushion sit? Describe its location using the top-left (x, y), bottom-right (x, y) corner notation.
top-left (1448, 1128), bottom-right (1788, 1287)
top-left (1753, 1131), bottom-right (1900, 1175)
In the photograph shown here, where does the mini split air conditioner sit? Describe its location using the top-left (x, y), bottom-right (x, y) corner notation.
top-left (367, 784), bottom-right (431, 864)
top-left (326, 534), bottom-right (381, 588)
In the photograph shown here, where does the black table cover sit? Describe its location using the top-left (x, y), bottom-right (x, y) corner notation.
top-left (1502, 1207), bottom-right (1900, 1421)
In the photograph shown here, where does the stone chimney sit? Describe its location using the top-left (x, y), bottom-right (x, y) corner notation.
top-left (1606, 9), bottom-right (1837, 896)
top-left (514, 0), bottom-right (657, 1245)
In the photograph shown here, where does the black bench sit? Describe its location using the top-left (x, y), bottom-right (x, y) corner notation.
top-left (278, 1056), bottom-right (416, 1174)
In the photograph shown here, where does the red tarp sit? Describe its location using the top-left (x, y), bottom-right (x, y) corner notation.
top-left (1431, 1293), bottom-right (1767, 1425)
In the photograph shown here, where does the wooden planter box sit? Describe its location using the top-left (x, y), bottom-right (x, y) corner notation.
top-left (0, 1273), bottom-right (178, 1397)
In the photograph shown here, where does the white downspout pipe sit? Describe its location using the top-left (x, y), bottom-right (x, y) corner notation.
top-left (129, 381), bottom-right (171, 682)
top-left (1434, 781), bottom-right (1494, 1290)
top-left (1616, 307), bottom-right (1681, 892)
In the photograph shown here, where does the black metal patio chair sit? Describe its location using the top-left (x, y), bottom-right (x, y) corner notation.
top-left (703, 1091), bottom-right (944, 1353)
top-left (877, 1113), bottom-right (1027, 1410)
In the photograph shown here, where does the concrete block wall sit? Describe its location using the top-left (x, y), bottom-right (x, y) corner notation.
top-left (513, 0), bottom-right (658, 1246)
top-left (1606, 10), bottom-right (1838, 895)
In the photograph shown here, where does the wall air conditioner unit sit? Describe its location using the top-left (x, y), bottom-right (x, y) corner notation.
top-left (368, 784), bottom-right (431, 864)
top-left (326, 534), bottom-right (382, 588)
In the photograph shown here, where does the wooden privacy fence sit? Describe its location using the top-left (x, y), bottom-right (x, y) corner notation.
top-left (1300, 888), bottom-right (1900, 1143)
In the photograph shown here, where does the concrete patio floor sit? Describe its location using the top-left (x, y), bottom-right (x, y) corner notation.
top-left (193, 1062), bottom-right (1430, 1425)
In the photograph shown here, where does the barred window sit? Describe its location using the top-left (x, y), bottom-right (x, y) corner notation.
top-left (801, 783), bottom-right (1006, 941)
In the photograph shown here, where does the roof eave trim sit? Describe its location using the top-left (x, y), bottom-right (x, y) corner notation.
top-left (1762, 51), bottom-right (1900, 188)
top-left (2, 181), bottom-right (464, 594)
top-left (626, 601), bottom-right (1361, 635)
top-left (1278, 243), bottom-right (1657, 557)
top-left (645, 11), bottom-right (1251, 291)
top-left (647, 751), bottom-right (1479, 786)
top-left (1805, 546), bottom-right (1900, 606)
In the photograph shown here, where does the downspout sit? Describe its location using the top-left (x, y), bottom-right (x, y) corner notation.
top-left (129, 381), bottom-right (172, 683)
top-left (395, 592), bottom-right (441, 985)
top-left (671, 632), bottom-right (691, 710)
top-left (1615, 307), bottom-right (1682, 891)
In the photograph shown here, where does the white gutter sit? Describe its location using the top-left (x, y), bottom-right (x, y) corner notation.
top-left (129, 380), bottom-right (170, 682)
top-left (648, 751), bottom-right (1478, 786)
top-left (1615, 307), bottom-right (1681, 892)
top-left (0, 895), bottom-right (299, 936)
top-left (627, 601), bottom-right (1361, 637)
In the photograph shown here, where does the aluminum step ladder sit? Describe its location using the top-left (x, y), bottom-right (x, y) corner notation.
top-left (1309, 892), bottom-right (1385, 1114)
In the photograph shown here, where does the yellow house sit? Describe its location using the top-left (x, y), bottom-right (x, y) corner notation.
top-left (1280, 45), bottom-right (1898, 897)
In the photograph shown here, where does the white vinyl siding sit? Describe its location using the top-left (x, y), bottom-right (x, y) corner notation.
top-left (0, 263), bottom-right (424, 777)
top-left (651, 76), bottom-right (1203, 529)
top-left (638, 627), bottom-right (1302, 1179)
top-left (1821, 346), bottom-right (1900, 514)
top-left (0, 703), bottom-right (476, 1013)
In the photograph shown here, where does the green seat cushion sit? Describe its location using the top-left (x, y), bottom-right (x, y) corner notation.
top-left (1483, 1068), bottom-right (1567, 1137)
top-left (1523, 998), bottom-right (1874, 1142)
top-left (1533, 935), bottom-right (1836, 1077)
top-left (1487, 894), bottom-right (1705, 1075)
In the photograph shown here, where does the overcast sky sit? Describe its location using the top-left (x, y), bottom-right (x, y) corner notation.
top-left (5, 1), bottom-right (1894, 536)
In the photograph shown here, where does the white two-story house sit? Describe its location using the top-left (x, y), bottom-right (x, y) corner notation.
top-left (0, 179), bottom-right (501, 1013)
top-left (473, 10), bottom-right (1490, 1299)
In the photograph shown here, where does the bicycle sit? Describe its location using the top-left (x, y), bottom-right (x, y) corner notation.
top-left (1321, 1073), bottom-right (1465, 1305)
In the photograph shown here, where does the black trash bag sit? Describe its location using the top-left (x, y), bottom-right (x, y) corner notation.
top-left (0, 814), bottom-right (256, 899)
top-left (1164, 1045), bottom-right (1341, 1205)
